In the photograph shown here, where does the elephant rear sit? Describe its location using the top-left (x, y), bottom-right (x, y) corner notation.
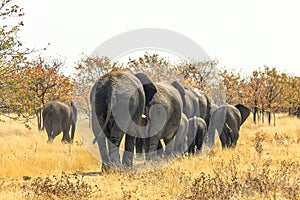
top-left (42, 105), bottom-right (64, 132)
top-left (42, 101), bottom-right (75, 143)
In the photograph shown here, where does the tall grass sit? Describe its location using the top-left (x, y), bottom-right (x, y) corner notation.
top-left (0, 116), bottom-right (98, 178)
top-left (0, 114), bottom-right (299, 199)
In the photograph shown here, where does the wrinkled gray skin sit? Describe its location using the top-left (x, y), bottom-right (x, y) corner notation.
top-left (185, 86), bottom-right (212, 127)
top-left (171, 113), bottom-right (189, 156)
top-left (210, 103), bottom-right (218, 114)
top-left (131, 82), bottom-right (182, 162)
top-left (42, 101), bottom-right (77, 143)
top-left (206, 104), bottom-right (250, 148)
top-left (90, 83), bottom-right (110, 165)
top-left (171, 81), bottom-right (200, 119)
top-left (91, 70), bottom-right (157, 167)
top-left (187, 116), bottom-right (207, 154)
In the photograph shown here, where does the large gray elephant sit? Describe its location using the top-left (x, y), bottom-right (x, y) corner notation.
top-left (171, 81), bottom-right (200, 118)
top-left (128, 82), bottom-right (182, 162)
top-left (42, 101), bottom-right (77, 143)
top-left (91, 69), bottom-right (157, 167)
top-left (187, 116), bottom-right (207, 154)
top-left (206, 103), bottom-right (250, 148)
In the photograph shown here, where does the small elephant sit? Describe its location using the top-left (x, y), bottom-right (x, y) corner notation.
top-left (42, 101), bottom-right (77, 143)
top-left (187, 116), bottom-right (207, 154)
top-left (207, 103), bottom-right (250, 148)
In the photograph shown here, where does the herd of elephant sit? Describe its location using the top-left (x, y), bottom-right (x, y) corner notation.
top-left (41, 69), bottom-right (250, 168)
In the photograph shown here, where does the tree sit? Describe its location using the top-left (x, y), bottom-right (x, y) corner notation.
top-left (74, 55), bottom-right (113, 120)
top-left (246, 70), bottom-right (265, 124)
top-left (1, 56), bottom-right (74, 129)
top-left (177, 60), bottom-right (219, 93)
top-left (219, 69), bottom-right (243, 105)
top-left (285, 76), bottom-right (300, 115)
top-left (0, 0), bottom-right (41, 122)
top-left (20, 57), bottom-right (74, 130)
top-left (0, 0), bottom-right (25, 112)
top-left (128, 52), bottom-right (177, 82)
top-left (261, 66), bottom-right (287, 125)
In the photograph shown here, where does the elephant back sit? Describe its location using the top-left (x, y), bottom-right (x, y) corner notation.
top-left (149, 83), bottom-right (182, 141)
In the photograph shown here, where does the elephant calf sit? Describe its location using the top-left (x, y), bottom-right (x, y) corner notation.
top-left (42, 101), bottom-right (77, 143)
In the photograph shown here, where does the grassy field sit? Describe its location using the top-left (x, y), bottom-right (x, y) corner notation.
top-left (0, 114), bottom-right (299, 199)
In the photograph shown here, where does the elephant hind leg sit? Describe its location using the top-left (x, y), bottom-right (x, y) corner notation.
top-left (62, 126), bottom-right (71, 143)
top-left (107, 124), bottom-right (124, 166)
top-left (230, 131), bottom-right (239, 147)
top-left (219, 132), bottom-right (227, 148)
top-left (219, 123), bottom-right (234, 148)
top-left (122, 134), bottom-right (135, 167)
top-left (70, 122), bottom-right (76, 142)
top-left (135, 138), bottom-right (144, 154)
top-left (195, 129), bottom-right (205, 152)
top-left (45, 127), bottom-right (53, 143)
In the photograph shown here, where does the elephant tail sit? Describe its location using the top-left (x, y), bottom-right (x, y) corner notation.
top-left (92, 101), bottom-right (112, 145)
top-left (41, 108), bottom-right (52, 131)
top-left (70, 121), bottom-right (76, 141)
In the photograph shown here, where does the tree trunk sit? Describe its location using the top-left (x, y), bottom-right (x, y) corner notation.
top-left (257, 110), bottom-right (261, 124)
top-left (253, 106), bottom-right (258, 124)
top-left (261, 109), bottom-right (264, 124)
top-left (268, 111), bottom-right (271, 125)
top-left (288, 102), bottom-right (292, 115)
top-left (35, 109), bottom-right (42, 131)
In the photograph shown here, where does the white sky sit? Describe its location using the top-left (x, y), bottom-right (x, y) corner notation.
top-left (17, 0), bottom-right (300, 76)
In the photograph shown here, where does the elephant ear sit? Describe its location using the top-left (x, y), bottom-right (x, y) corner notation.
top-left (235, 104), bottom-right (250, 125)
top-left (135, 73), bottom-right (157, 106)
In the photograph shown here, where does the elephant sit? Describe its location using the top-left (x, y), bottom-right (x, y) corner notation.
top-left (185, 86), bottom-right (212, 127)
top-left (187, 116), bottom-right (207, 154)
top-left (171, 81), bottom-right (200, 119)
top-left (91, 69), bottom-right (157, 167)
top-left (128, 82), bottom-right (183, 162)
top-left (172, 113), bottom-right (189, 156)
top-left (42, 100), bottom-right (77, 143)
top-left (206, 103), bottom-right (250, 148)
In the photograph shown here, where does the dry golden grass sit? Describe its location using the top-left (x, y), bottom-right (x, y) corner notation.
top-left (0, 113), bottom-right (299, 199)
